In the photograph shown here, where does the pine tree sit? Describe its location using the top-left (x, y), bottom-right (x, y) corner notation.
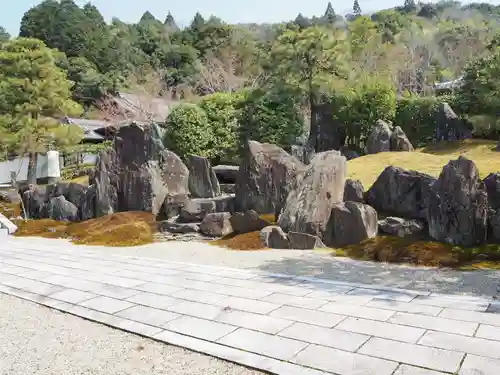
top-left (324, 1), bottom-right (337, 23)
top-left (294, 13), bottom-right (311, 29)
top-left (190, 12), bottom-right (205, 31)
top-left (164, 11), bottom-right (179, 31)
top-left (353, 0), bottom-right (362, 16)
top-left (404, 0), bottom-right (417, 13)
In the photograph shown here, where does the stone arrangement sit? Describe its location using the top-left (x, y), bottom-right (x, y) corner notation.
top-left (16, 120), bottom-right (500, 249)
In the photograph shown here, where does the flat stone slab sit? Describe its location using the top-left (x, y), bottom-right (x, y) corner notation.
top-left (0, 213), bottom-right (17, 234)
top-left (0, 239), bottom-right (499, 374)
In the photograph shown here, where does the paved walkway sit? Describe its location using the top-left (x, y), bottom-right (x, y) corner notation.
top-left (1, 240), bottom-right (500, 374)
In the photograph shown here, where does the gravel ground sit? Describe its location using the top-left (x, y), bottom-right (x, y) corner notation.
top-left (0, 293), bottom-right (262, 375)
top-left (6, 237), bottom-right (500, 297)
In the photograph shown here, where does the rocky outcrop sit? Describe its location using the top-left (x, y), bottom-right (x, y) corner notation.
top-left (46, 196), bottom-right (78, 221)
top-left (213, 165), bottom-right (239, 184)
top-left (366, 166), bottom-right (436, 220)
top-left (365, 120), bottom-right (392, 154)
top-left (291, 145), bottom-right (315, 164)
top-left (484, 173), bottom-right (500, 242)
top-left (200, 212), bottom-right (233, 237)
top-left (93, 123), bottom-right (189, 216)
top-left (344, 179), bottom-right (364, 203)
top-left (229, 210), bottom-right (270, 234)
top-left (179, 196), bottom-right (235, 222)
top-left (235, 141), bottom-right (304, 216)
top-left (160, 221), bottom-right (200, 234)
top-left (390, 126), bottom-right (414, 152)
top-left (260, 226), bottom-right (289, 249)
top-left (324, 202), bottom-right (378, 247)
top-left (186, 155), bottom-right (221, 198)
top-left (278, 151), bottom-right (346, 238)
top-left (288, 232), bottom-right (325, 249)
top-left (378, 217), bottom-right (425, 237)
top-left (427, 156), bottom-right (488, 246)
top-left (436, 103), bottom-right (472, 142)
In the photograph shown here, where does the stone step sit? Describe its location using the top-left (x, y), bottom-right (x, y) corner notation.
top-left (0, 213), bottom-right (18, 234)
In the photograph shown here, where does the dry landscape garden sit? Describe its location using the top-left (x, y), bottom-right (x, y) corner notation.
top-left (3, 0), bottom-right (500, 271)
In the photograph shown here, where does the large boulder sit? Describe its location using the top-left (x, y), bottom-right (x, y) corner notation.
top-left (46, 196), bottom-right (78, 221)
top-left (288, 232), bottom-right (325, 250)
top-left (364, 120), bottom-right (392, 154)
top-left (324, 202), bottom-right (378, 247)
top-left (436, 103), bottom-right (472, 142)
top-left (366, 166), bottom-right (436, 220)
top-left (22, 185), bottom-right (48, 219)
top-left (484, 173), bottom-right (500, 242)
top-left (291, 145), bottom-right (315, 165)
top-left (186, 155), bottom-right (221, 198)
top-left (179, 196), bottom-right (235, 222)
top-left (427, 156), bottom-right (488, 246)
top-left (390, 126), bottom-right (414, 152)
top-left (378, 217), bottom-right (425, 237)
top-left (230, 210), bottom-right (270, 234)
top-left (235, 141), bottom-right (304, 216)
top-left (200, 212), bottom-right (233, 237)
top-left (260, 226), bottom-right (289, 249)
top-left (278, 151), bottom-right (346, 238)
top-left (344, 179), bottom-right (364, 203)
top-left (92, 123), bottom-right (189, 217)
top-left (213, 165), bottom-right (239, 184)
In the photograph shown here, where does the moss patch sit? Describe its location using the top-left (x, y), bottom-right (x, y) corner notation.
top-left (212, 231), bottom-right (269, 251)
top-left (348, 139), bottom-right (500, 188)
top-left (0, 201), bottom-right (21, 219)
top-left (14, 212), bottom-right (156, 247)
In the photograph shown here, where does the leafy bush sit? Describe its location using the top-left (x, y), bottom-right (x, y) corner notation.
top-left (237, 87), bottom-right (304, 149)
top-left (164, 103), bottom-right (213, 159)
top-left (327, 76), bottom-right (396, 149)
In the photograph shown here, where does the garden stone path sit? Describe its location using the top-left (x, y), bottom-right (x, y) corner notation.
top-left (2, 238), bottom-right (500, 374)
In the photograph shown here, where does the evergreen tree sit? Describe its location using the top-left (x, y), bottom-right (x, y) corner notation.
top-left (190, 12), bottom-right (205, 31)
top-left (403, 0), bottom-right (417, 13)
top-left (294, 13), bottom-right (311, 29)
top-left (139, 11), bottom-right (159, 24)
top-left (324, 1), bottom-right (337, 23)
top-left (164, 11), bottom-right (179, 32)
top-left (353, 0), bottom-right (362, 16)
top-left (0, 26), bottom-right (9, 42)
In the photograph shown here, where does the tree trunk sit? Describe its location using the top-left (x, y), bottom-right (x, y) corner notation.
top-left (27, 152), bottom-right (37, 185)
top-left (307, 79), bottom-right (318, 152)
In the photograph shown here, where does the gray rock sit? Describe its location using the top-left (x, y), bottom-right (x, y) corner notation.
top-left (260, 226), bottom-right (289, 249)
top-left (213, 165), bottom-right (239, 184)
top-left (93, 123), bottom-right (189, 217)
top-left (484, 173), bottom-right (500, 242)
top-left (288, 232), bottom-right (325, 250)
top-left (159, 221), bottom-right (200, 234)
top-left (46, 196), bottom-right (78, 221)
top-left (200, 212), bottom-right (233, 237)
top-left (235, 141), bottom-right (304, 216)
top-left (378, 217), bottom-right (425, 237)
top-left (161, 194), bottom-right (189, 220)
top-left (324, 201), bottom-right (378, 247)
top-left (291, 145), bottom-right (315, 164)
top-left (344, 179), bottom-right (364, 203)
top-left (340, 147), bottom-right (360, 161)
top-left (436, 102), bottom-right (472, 142)
top-left (179, 195), bottom-right (235, 222)
top-left (186, 155), bottom-right (221, 198)
top-left (80, 185), bottom-right (96, 221)
top-left (427, 156), bottom-right (488, 246)
top-left (390, 126), bottom-right (414, 152)
top-left (366, 166), bottom-right (436, 220)
top-left (229, 210), bottom-right (271, 234)
top-left (22, 186), bottom-right (48, 219)
top-left (220, 184), bottom-right (235, 194)
top-left (364, 120), bottom-right (392, 154)
top-left (278, 151), bottom-right (346, 238)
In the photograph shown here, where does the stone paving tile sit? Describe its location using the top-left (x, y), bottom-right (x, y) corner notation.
top-left (410, 295), bottom-right (489, 312)
top-left (0, 272), bottom-right (21, 283)
top-left (347, 288), bottom-right (416, 302)
top-left (459, 354), bottom-right (500, 375)
top-left (83, 282), bottom-right (142, 300)
top-left (365, 299), bottom-right (443, 316)
top-left (213, 284), bottom-right (274, 300)
top-left (163, 315), bottom-right (237, 341)
top-left (15, 270), bottom-right (53, 280)
top-left (132, 282), bottom-right (184, 296)
top-left (125, 292), bottom-right (182, 309)
top-left (260, 293), bottom-right (328, 310)
top-left (429, 292), bottom-right (493, 303)
top-left (2, 278), bottom-right (65, 296)
top-left (319, 301), bottom-right (395, 321)
top-left (418, 331), bottom-right (500, 360)
top-left (217, 328), bottom-right (309, 361)
top-left (475, 324), bottom-right (500, 341)
top-left (116, 305), bottom-right (180, 326)
top-left (305, 291), bottom-right (374, 305)
top-left (336, 317), bottom-right (426, 343)
top-left (66, 305), bottom-right (125, 326)
top-left (358, 337), bottom-right (464, 373)
top-left (292, 344), bottom-right (399, 375)
top-left (166, 300), bottom-right (227, 320)
top-left (216, 309), bottom-right (294, 334)
top-left (78, 295), bottom-right (135, 314)
top-left (393, 364), bottom-right (446, 375)
top-left (389, 312), bottom-right (478, 336)
top-left (270, 305), bottom-right (346, 328)
top-left (113, 319), bottom-right (164, 337)
top-left (81, 273), bottom-right (144, 288)
top-left (439, 308), bottom-right (500, 327)
top-left (48, 288), bottom-right (98, 304)
top-left (211, 277), bottom-right (311, 297)
top-left (279, 322), bottom-right (369, 352)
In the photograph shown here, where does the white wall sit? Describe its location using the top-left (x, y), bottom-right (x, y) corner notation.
top-left (0, 152), bottom-right (60, 184)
